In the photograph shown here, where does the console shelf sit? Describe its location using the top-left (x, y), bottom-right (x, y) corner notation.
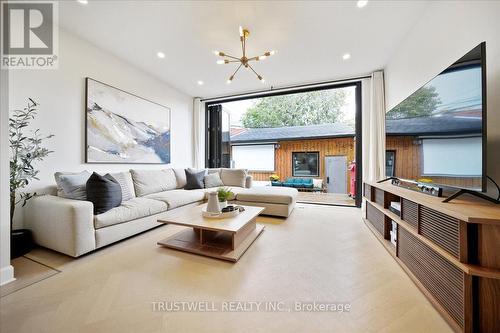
top-left (363, 181), bottom-right (500, 333)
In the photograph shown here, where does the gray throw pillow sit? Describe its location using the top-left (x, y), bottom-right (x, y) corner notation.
top-left (204, 173), bottom-right (224, 188)
top-left (184, 169), bottom-right (206, 190)
top-left (54, 171), bottom-right (91, 200)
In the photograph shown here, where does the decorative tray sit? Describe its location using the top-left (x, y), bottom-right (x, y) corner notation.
top-left (202, 208), bottom-right (240, 219)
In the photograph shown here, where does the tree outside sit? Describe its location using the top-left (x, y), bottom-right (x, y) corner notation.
top-left (241, 89), bottom-right (348, 128)
top-left (386, 85), bottom-right (441, 119)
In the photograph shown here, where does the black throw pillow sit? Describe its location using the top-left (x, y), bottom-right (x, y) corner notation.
top-left (184, 169), bottom-right (206, 190)
top-left (86, 172), bottom-right (122, 215)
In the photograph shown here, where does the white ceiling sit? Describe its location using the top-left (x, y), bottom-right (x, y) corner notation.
top-left (59, 1), bottom-right (430, 98)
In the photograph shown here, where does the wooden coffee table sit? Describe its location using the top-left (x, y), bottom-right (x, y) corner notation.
top-left (157, 204), bottom-right (265, 262)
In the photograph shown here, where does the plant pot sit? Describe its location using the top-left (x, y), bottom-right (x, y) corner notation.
top-left (11, 229), bottom-right (34, 259)
top-left (219, 201), bottom-right (228, 209)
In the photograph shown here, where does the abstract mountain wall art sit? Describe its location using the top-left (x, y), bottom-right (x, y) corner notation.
top-left (85, 78), bottom-right (171, 164)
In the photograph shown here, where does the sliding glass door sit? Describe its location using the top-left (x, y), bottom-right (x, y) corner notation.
top-left (206, 104), bottom-right (231, 168)
top-left (206, 82), bottom-right (362, 207)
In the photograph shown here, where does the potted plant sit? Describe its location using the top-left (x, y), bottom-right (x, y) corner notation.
top-left (217, 187), bottom-right (233, 209)
top-left (269, 174), bottom-right (280, 182)
top-left (10, 99), bottom-right (54, 258)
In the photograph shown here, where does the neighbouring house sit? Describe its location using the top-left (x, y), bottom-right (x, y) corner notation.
top-left (229, 123), bottom-right (356, 194)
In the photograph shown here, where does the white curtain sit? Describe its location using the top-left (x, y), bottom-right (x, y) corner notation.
top-left (362, 71), bottom-right (386, 184)
top-left (192, 98), bottom-right (205, 169)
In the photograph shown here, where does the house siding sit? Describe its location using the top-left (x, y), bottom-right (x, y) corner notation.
top-left (249, 137), bottom-right (355, 192)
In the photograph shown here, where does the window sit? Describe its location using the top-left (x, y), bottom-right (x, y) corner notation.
top-left (386, 150), bottom-right (396, 177)
top-left (231, 144), bottom-right (275, 171)
top-left (292, 152), bottom-right (319, 177)
top-left (422, 137), bottom-right (481, 176)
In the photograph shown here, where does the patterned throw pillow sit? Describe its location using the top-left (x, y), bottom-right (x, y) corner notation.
top-left (109, 171), bottom-right (136, 201)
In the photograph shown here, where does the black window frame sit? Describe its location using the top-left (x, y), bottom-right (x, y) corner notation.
top-left (292, 151), bottom-right (320, 177)
top-left (386, 150), bottom-right (396, 177)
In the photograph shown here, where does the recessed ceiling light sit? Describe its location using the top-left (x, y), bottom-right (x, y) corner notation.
top-left (342, 53), bottom-right (351, 60)
top-left (357, 0), bottom-right (368, 8)
top-left (77, 0), bottom-right (88, 4)
top-left (157, 52), bottom-right (165, 59)
top-left (197, 80), bottom-right (204, 85)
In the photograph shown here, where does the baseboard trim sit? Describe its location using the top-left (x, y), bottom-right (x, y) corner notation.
top-left (0, 265), bottom-right (15, 286)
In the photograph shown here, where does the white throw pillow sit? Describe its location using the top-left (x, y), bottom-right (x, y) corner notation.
top-left (109, 171), bottom-right (136, 201)
top-left (220, 169), bottom-right (247, 188)
top-left (130, 169), bottom-right (177, 196)
top-left (173, 168), bottom-right (187, 188)
top-left (54, 171), bottom-right (91, 200)
top-left (204, 173), bottom-right (224, 188)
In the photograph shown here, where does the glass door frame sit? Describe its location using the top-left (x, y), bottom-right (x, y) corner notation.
top-left (205, 81), bottom-right (363, 207)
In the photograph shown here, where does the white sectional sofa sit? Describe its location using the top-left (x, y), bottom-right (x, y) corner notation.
top-left (25, 168), bottom-right (297, 257)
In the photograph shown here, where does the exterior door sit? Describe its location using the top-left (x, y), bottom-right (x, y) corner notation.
top-left (325, 156), bottom-right (347, 193)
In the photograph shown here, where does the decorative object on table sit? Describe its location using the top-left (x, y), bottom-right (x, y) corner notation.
top-left (85, 78), bottom-right (171, 164)
top-left (206, 191), bottom-right (221, 214)
top-left (10, 98), bottom-right (54, 258)
top-left (217, 187), bottom-right (233, 208)
top-left (214, 26), bottom-right (276, 84)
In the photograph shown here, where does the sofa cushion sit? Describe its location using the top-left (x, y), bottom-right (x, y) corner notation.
top-left (94, 197), bottom-right (168, 229)
top-left (130, 169), bottom-right (177, 196)
top-left (207, 168), bottom-right (221, 175)
top-left (109, 171), bottom-right (136, 201)
top-left (54, 171), bottom-right (91, 200)
top-left (220, 169), bottom-right (247, 187)
top-left (86, 172), bottom-right (123, 215)
top-left (173, 168), bottom-right (187, 188)
top-left (204, 173), bottom-right (224, 188)
top-left (236, 187), bottom-right (298, 205)
top-left (185, 169), bottom-right (206, 190)
top-left (145, 189), bottom-right (205, 209)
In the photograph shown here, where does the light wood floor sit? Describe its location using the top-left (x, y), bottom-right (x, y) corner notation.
top-left (0, 204), bottom-right (452, 333)
top-left (297, 192), bottom-right (356, 206)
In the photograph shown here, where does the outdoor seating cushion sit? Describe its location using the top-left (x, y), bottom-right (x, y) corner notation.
top-left (94, 197), bottom-right (168, 229)
top-left (282, 178), bottom-right (314, 188)
top-left (145, 189), bottom-right (205, 209)
top-left (236, 187), bottom-right (298, 205)
top-left (271, 181), bottom-right (282, 186)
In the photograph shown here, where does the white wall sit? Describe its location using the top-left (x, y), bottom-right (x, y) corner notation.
top-left (1, 66), bottom-right (14, 285)
top-left (8, 29), bottom-right (194, 228)
top-left (384, 1), bottom-right (500, 196)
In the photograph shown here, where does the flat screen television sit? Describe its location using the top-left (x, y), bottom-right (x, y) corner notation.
top-left (385, 42), bottom-right (486, 192)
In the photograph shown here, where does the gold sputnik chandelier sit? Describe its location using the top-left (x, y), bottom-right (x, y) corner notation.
top-left (214, 26), bottom-right (276, 84)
